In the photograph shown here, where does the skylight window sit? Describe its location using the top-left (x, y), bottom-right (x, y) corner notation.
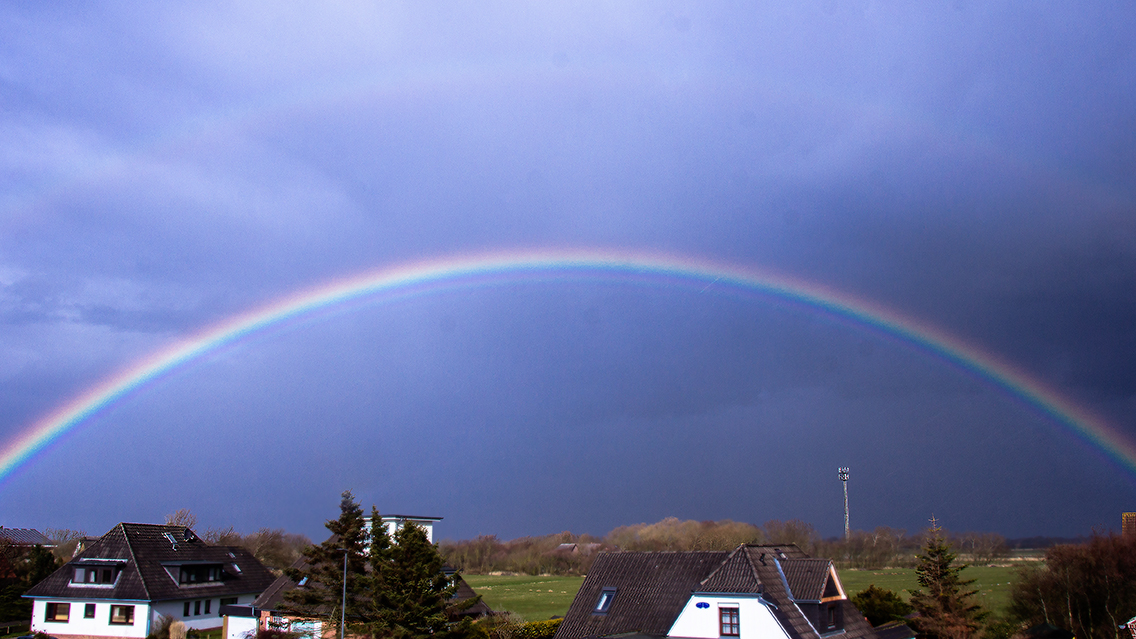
top-left (594, 588), bottom-right (616, 614)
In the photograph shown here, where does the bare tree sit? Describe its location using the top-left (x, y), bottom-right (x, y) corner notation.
top-left (165, 509), bottom-right (198, 529)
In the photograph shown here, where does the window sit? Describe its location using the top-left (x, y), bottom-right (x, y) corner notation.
top-left (184, 602), bottom-right (191, 616)
top-left (827, 604), bottom-right (837, 628)
top-left (84, 604), bottom-right (96, 619)
top-left (45, 603), bottom-right (70, 622)
top-left (179, 564), bottom-right (224, 584)
top-left (204, 600), bottom-right (211, 614)
top-left (110, 605), bottom-right (135, 625)
top-left (194, 600), bottom-right (201, 615)
top-left (72, 566), bottom-right (119, 585)
top-left (719, 607), bottom-right (740, 636)
top-left (593, 588), bottom-right (616, 614)
top-left (220, 597), bottom-right (238, 607)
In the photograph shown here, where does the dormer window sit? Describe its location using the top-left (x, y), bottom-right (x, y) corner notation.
top-left (593, 588), bottom-right (616, 614)
top-left (178, 564), bottom-right (224, 584)
top-left (71, 565), bottom-right (121, 586)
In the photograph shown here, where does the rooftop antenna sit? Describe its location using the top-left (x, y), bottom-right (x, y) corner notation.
top-left (838, 467), bottom-right (850, 540)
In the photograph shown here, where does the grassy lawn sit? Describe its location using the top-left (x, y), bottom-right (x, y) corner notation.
top-left (462, 575), bottom-right (585, 621)
top-left (839, 564), bottom-right (1030, 616)
top-left (464, 564), bottom-right (1032, 622)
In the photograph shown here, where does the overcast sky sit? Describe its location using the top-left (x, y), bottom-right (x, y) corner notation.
top-left (2, 1), bottom-right (1134, 543)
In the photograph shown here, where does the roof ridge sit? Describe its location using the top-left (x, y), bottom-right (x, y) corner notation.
top-left (698, 544), bottom-right (745, 586)
top-left (121, 523), bottom-right (152, 600)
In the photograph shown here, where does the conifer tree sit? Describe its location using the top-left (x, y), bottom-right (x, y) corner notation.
top-left (909, 522), bottom-right (985, 639)
top-left (286, 495), bottom-right (477, 639)
top-left (378, 521), bottom-right (460, 639)
top-left (283, 491), bottom-right (370, 630)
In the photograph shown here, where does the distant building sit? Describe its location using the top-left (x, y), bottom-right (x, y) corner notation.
top-left (0, 527), bottom-right (54, 548)
top-left (1124, 513), bottom-right (1136, 537)
top-left (366, 514), bottom-right (443, 544)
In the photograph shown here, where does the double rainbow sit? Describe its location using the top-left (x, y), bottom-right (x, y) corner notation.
top-left (1, 249), bottom-right (1131, 483)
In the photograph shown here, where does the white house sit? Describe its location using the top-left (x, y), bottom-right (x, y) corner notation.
top-left (364, 514), bottom-right (443, 544)
top-left (25, 523), bottom-right (277, 639)
top-left (554, 544), bottom-right (877, 639)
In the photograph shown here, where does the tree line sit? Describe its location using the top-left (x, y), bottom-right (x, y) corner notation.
top-left (165, 508), bottom-right (312, 572)
top-left (439, 516), bottom-right (1009, 575)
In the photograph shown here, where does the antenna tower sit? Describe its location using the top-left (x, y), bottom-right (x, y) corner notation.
top-left (838, 467), bottom-right (850, 540)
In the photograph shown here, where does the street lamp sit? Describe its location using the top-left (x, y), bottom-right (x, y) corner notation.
top-left (341, 549), bottom-right (348, 639)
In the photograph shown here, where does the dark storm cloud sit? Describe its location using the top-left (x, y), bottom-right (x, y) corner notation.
top-left (1, 1), bottom-right (1134, 540)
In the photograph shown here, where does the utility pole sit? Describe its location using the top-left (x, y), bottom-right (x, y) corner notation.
top-left (341, 549), bottom-right (348, 639)
top-left (838, 467), bottom-right (850, 540)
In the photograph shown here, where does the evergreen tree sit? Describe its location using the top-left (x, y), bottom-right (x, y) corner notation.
top-left (0, 542), bottom-right (61, 621)
top-left (909, 523), bottom-right (984, 639)
top-left (286, 494), bottom-right (477, 639)
top-left (283, 491), bottom-right (370, 631)
top-left (851, 585), bottom-right (913, 627)
top-left (369, 521), bottom-right (462, 639)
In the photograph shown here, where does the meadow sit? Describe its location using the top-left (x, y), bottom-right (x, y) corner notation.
top-left (462, 575), bottom-right (585, 621)
top-left (807, 564), bottom-right (1026, 616)
top-left (464, 564), bottom-right (1029, 621)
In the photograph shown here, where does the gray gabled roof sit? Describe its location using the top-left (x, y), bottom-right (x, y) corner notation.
top-left (25, 523), bottom-right (275, 603)
top-left (780, 558), bottom-right (834, 602)
top-left (0, 527), bottom-right (54, 547)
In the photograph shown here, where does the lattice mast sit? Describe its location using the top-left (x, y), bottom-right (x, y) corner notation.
top-left (838, 467), bottom-right (850, 540)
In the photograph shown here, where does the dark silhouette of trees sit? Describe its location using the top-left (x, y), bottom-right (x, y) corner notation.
top-left (0, 540), bottom-right (59, 622)
top-left (1009, 533), bottom-right (1136, 639)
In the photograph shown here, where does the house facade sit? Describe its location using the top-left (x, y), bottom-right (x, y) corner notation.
top-left (364, 514), bottom-right (443, 544)
top-left (555, 544), bottom-right (877, 639)
top-left (25, 523), bottom-right (276, 639)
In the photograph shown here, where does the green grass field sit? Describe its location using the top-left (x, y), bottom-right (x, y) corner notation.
top-left (464, 564), bottom-right (1031, 621)
top-left (839, 564), bottom-right (1030, 616)
top-left (462, 575), bottom-right (585, 621)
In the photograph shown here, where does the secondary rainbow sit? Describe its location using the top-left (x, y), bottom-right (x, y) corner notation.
top-left (1, 249), bottom-right (1132, 484)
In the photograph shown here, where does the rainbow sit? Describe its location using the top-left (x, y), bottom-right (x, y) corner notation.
top-left (1, 249), bottom-right (1132, 484)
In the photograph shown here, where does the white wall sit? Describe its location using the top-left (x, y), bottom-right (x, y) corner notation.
top-left (224, 614), bottom-right (257, 639)
top-left (667, 595), bottom-right (789, 639)
top-left (363, 516), bottom-right (436, 544)
top-left (31, 599), bottom-right (151, 638)
top-left (152, 595), bottom-right (253, 631)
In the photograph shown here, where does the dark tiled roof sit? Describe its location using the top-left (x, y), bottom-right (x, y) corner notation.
top-left (556, 545), bottom-right (878, 639)
top-left (451, 574), bottom-right (493, 617)
top-left (746, 548), bottom-right (819, 639)
top-left (698, 546), bottom-right (761, 594)
top-left (781, 559), bottom-right (832, 601)
top-left (840, 600), bottom-right (883, 639)
top-left (0, 527), bottom-right (53, 546)
top-left (555, 551), bottom-right (730, 639)
top-left (873, 622), bottom-right (916, 639)
top-left (253, 556), bottom-right (306, 610)
top-left (25, 523), bottom-right (276, 603)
